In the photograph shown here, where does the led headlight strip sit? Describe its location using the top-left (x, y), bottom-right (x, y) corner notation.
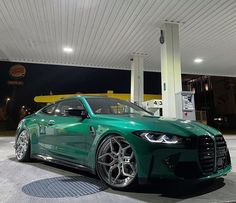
top-left (133, 131), bottom-right (182, 144)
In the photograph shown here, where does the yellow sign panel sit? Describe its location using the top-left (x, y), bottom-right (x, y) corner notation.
top-left (34, 90), bottom-right (161, 103)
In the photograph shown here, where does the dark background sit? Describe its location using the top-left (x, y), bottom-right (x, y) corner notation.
top-left (1, 61), bottom-right (236, 132)
top-left (0, 61), bottom-right (161, 129)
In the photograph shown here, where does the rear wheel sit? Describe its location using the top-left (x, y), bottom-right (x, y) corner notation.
top-left (96, 135), bottom-right (137, 189)
top-left (15, 130), bottom-right (31, 162)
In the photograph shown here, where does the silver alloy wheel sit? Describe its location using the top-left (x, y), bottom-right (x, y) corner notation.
top-left (97, 136), bottom-right (137, 188)
top-left (16, 130), bottom-right (29, 160)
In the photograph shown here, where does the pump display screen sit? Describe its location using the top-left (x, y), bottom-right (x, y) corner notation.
top-left (182, 94), bottom-right (194, 111)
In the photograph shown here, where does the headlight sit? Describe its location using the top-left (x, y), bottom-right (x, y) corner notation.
top-left (133, 131), bottom-right (182, 144)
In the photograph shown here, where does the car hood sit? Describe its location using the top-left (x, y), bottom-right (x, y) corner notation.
top-left (95, 114), bottom-right (221, 137)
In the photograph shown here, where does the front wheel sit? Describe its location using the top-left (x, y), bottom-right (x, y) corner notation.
top-left (96, 135), bottom-right (137, 189)
top-left (15, 129), bottom-right (31, 162)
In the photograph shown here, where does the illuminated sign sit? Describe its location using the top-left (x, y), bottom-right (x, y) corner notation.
top-left (9, 64), bottom-right (26, 79)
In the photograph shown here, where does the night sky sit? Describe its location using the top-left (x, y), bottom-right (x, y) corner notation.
top-left (0, 61), bottom-right (161, 117)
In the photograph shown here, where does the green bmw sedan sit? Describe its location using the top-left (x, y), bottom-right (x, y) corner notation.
top-left (15, 96), bottom-right (231, 189)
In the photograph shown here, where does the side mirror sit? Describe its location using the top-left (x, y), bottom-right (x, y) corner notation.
top-left (66, 109), bottom-right (88, 119)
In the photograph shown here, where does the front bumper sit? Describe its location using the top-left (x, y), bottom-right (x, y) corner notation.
top-left (133, 134), bottom-right (232, 184)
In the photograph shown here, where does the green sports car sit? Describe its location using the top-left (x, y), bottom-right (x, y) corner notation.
top-left (15, 96), bottom-right (231, 189)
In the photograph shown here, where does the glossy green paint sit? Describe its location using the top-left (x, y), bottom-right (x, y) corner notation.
top-left (16, 96), bottom-right (231, 182)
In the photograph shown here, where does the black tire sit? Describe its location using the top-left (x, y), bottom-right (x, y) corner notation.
top-left (96, 135), bottom-right (137, 190)
top-left (15, 129), bottom-right (31, 162)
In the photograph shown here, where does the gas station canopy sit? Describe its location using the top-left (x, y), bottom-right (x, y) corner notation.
top-left (0, 0), bottom-right (236, 76)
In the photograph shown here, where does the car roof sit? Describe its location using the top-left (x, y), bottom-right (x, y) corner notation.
top-left (53, 95), bottom-right (118, 104)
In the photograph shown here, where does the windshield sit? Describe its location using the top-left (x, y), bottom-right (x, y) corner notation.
top-left (86, 97), bottom-right (152, 116)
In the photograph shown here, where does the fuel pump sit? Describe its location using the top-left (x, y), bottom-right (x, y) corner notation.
top-left (175, 91), bottom-right (196, 120)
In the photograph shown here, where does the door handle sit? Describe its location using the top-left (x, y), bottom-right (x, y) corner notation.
top-left (48, 120), bottom-right (55, 126)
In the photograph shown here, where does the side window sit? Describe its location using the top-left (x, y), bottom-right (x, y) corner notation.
top-left (41, 104), bottom-right (56, 115)
top-left (55, 99), bottom-right (84, 116)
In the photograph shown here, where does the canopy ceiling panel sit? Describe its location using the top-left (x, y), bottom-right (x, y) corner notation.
top-left (0, 0), bottom-right (236, 76)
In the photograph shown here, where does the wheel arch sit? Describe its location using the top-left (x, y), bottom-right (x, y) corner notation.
top-left (95, 132), bottom-right (122, 156)
top-left (87, 131), bottom-right (123, 173)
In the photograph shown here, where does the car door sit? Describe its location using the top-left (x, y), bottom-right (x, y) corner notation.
top-left (36, 103), bottom-right (59, 156)
top-left (51, 99), bottom-right (91, 165)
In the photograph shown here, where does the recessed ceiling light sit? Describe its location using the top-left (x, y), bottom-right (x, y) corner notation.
top-left (194, 58), bottom-right (203, 63)
top-left (63, 47), bottom-right (73, 53)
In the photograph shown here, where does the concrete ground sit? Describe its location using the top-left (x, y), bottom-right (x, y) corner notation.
top-left (0, 135), bottom-right (236, 203)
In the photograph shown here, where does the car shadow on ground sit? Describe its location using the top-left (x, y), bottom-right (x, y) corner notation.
top-left (107, 178), bottom-right (225, 200)
top-left (8, 156), bottom-right (97, 179)
top-left (8, 156), bottom-right (226, 202)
